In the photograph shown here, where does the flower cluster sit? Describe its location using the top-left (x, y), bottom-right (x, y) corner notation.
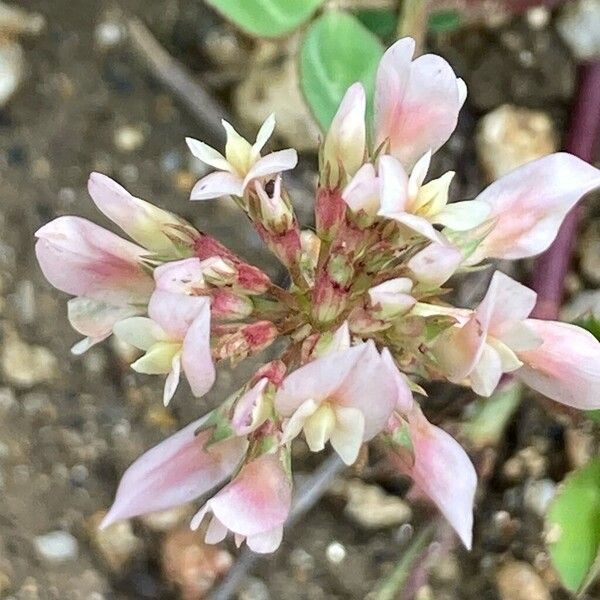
top-left (35, 38), bottom-right (600, 552)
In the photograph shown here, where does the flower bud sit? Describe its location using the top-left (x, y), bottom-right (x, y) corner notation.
top-left (215, 321), bottom-right (278, 362)
top-left (210, 289), bottom-right (254, 321)
top-left (368, 277), bottom-right (416, 319)
top-left (315, 186), bottom-right (346, 240)
top-left (322, 83), bottom-right (366, 187)
top-left (407, 243), bottom-right (462, 288)
top-left (254, 177), bottom-right (294, 235)
top-left (200, 256), bottom-right (238, 286)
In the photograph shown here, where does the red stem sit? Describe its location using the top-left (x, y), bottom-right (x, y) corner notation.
top-left (530, 62), bottom-right (600, 320)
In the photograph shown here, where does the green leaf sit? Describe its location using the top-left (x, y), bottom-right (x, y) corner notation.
top-left (204, 0), bottom-right (325, 38)
top-left (461, 380), bottom-right (522, 449)
top-left (587, 410), bottom-right (600, 424)
top-left (428, 9), bottom-right (462, 33)
top-left (355, 9), bottom-right (397, 41)
top-left (545, 458), bottom-right (600, 594)
top-left (300, 11), bottom-right (384, 130)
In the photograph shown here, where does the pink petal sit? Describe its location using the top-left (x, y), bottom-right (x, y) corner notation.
top-left (247, 526), bottom-right (283, 554)
top-left (336, 342), bottom-right (398, 440)
top-left (206, 453), bottom-right (292, 538)
top-left (181, 300), bottom-right (215, 398)
top-left (231, 378), bottom-right (270, 436)
top-left (190, 171), bottom-right (244, 201)
top-left (407, 242), bottom-right (462, 287)
top-left (275, 344), bottom-right (371, 416)
top-left (243, 149), bottom-right (298, 188)
top-left (381, 348), bottom-right (414, 413)
top-left (35, 216), bottom-right (153, 305)
top-left (375, 39), bottom-right (464, 169)
top-left (153, 257), bottom-right (206, 294)
top-left (482, 271), bottom-right (537, 337)
top-left (471, 153), bottom-right (600, 261)
top-left (101, 418), bottom-right (247, 527)
top-left (323, 82), bottom-right (366, 181)
top-left (389, 406), bottom-right (477, 549)
top-left (87, 172), bottom-right (181, 254)
top-left (148, 289), bottom-right (209, 340)
top-left (516, 319), bottom-right (600, 410)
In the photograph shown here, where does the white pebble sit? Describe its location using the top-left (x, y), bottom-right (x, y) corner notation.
top-left (325, 541), bottom-right (346, 564)
top-left (34, 531), bottom-right (79, 564)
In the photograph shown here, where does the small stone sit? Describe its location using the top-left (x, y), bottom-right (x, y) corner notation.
top-left (524, 479), bottom-right (556, 517)
top-left (141, 504), bottom-right (194, 532)
top-left (162, 527), bottom-right (232, 600)
top-left (557, 0), bottom-right (600, 61)
top-left (325, 542), bottom-right (346, 565)
top-left (526, 7), bottom-right (550, 30)
top-left (114, 125), bottom-right (145, 153)
top-left (1, 327), bottom-right (57, 388)
top-left (496, 561), bottom-right (551, 600)
top-left (88, 511), bottom-right (142, 572)
top-left (476, 105), bottom-right (558, 183)
top-left (34, 531), bottom-right (78, 564)
top-left (332, 478), bottom-right (412, 529)
top-left (95, 21), bottom-right (125, 49)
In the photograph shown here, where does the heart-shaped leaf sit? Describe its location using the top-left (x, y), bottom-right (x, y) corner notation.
top-left (545, 458), bottom-right (600, 593)
top-left (300, 10), bottom-right (384, 130)
top-left (205, 0), bottom-right (325, 38)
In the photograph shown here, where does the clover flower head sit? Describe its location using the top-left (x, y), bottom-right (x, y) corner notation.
top-left (36, 37), bottom-right (600, 554)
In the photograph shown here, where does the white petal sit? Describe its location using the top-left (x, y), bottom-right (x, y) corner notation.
top-left (113, 316), bottom-right (166, 350)
top-left (243, 149), bottom-right (298, 188)
top-left (190, 172), bottom-right (244, 201)
top-left (185, 137), bottom-right (231, 172)
top-left (163, 352), bottom-right (182, 406)
top-left (252, 113), bottom-right (276, 157)
top-left (281, 398), bottom-right (320, 444)
top-left (435, 200), bottom-right (491, 231)
top-left (330, 406), bottom-right (365, 465)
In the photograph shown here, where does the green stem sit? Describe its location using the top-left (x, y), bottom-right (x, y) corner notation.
top-left (369, 522), bottom-right (436, 600)
top-left (397, 0), bottom-right (429, 54)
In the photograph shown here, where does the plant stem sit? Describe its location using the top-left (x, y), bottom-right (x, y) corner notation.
top-left (368, 522), bottom-right (437, 600)
top-left (531, 62), bottom-right (600, 320)
top-left (398, 0), bottom-right (429, 54)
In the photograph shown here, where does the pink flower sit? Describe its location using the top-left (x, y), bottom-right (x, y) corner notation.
top-left (191, 453), bottom-right (292, 553)
top-left (387, 405), bottom-right (477, 549)
top-left (35, 216), bottom-right (154, 352)
top-left (187, 115), bottom-right (298, 201)
top-left (465, 153), bottom-right (600, 262)
top-left (374, 38), bottom-right (467, 170)
top-left (88, 172), bottom-right (193, 257)
top-left (113, 289), bottom-right (214, 405)
top-left (101, 416), bottom-right (248, 528)
top-left (434, 271), bottom-right (600, 408)
top-left (275, 342), bottom-right (397, 464)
